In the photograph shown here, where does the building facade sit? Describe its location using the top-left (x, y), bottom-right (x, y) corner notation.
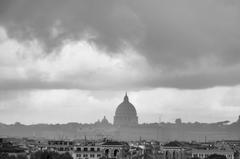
top-left (72, 140), bottom-right (128, 159)
top-left (191, 149), bottom-right (234, 159)
top-left (72, 145), bottom-right (102, 159)
top-left (101, 141), bottom-right (128, 159)
top-left (162, 146), bottom-right (186, 159)
top-left (47, 140), bottom-right (74, 153)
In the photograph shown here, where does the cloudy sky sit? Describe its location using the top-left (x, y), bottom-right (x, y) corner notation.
top-left (1, 0), bottom-right (240, 124)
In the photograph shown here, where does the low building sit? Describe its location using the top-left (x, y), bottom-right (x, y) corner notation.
top-left (47, 140), bottom-right (74, 153)
top-left (72, 144), bottom-right (102, 159)
top-left (162, 146), bottom-right (186, 159)
top-left (162, 141), bottom-right (187, 159)
top-left (72, 140), bottom-right (129, 159)
top-left (191, 149), bottom-right (234, 159)
top-left (101, 140), bottom-right (129, 159)
top-left (129, 146), bottom-right (145, 159)
top-left (224, 140), bottom-right (240, 147)
top-left (0, 138), bottom-right (27, 158)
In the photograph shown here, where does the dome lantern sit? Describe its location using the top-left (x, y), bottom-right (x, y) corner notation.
top-left (124, 92), bottom-right (129, 102)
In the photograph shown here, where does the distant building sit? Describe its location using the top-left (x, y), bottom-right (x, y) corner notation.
top-left (224, 140), bottom-right (240, 146)
top-left (0, 138), bottom-right (27, 158)
top-left (191, 149), bottom-right (234, 159)
top-left (114, 93), bottom-right (138, 127)
top-left (47, 140), bottom-right (74, 153)
top-left (101, 116), bottom-right (110, 125)
top-left (72, 140), bottom-right (128, 159)
top-left (162, 141), bottom-right (187, 159)
top-left (237, 116), bottom-right (240, 123)
top-left (72, 144), bottom-right (102, 159)
top-left (95, 116), bottom-right (111, 128)
top-left (162, 146), bottom-right (186, 159)
top-left (129, 145), bottom-right (145, 159)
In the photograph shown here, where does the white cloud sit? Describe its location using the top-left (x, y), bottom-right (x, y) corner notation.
top-left (130, 87), bottom-right (240, 123)
top-left (0, 26), bottom-right (156, 90)
top-left (1, 87), bottom-right (240, 124)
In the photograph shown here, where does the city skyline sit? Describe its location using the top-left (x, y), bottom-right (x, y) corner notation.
top-left (1, 0), bottom-right (240, 124)
top-left (0, 91), bottom-right (240, 125)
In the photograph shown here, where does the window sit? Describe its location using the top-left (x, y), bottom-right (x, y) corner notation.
top-left (114, 149), bottom-right (119, 157)
top-left (77, 154), bottom-right (82, 157)
top-left (105, 149), bottom-right (109, 156)
top-left (97, 154), bottom-right (101, 157)
top-left (90, 147), bottom-right (95, 151)
top-left (90, 154), bottom-right (95, 158)
top-left (83, 154), bottom-right (88, 157)
top-left (84, 147), bottom-right (88, 151)
top-left (97, 148), bottom-right (100, 151)
top-left (77, 148), bottom-right (81, 151)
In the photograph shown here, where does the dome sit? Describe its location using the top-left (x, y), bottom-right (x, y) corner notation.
top-left (114, 93), bottom-right (138, 126)
top-left (115, 96), bottom-right (137, 117)
top-left (101, 116), bottom-right (109, 124)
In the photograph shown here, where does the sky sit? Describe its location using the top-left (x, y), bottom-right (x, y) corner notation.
top-left (1, 0), bottom-right (240, 124)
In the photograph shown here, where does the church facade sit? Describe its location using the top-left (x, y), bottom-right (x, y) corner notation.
top-left (114, 93), bottom-right (138, 127)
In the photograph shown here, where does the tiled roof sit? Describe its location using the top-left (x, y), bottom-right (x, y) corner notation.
top-left (164, 141), bottom-right (183, 147)
top-left (101, 141), bottom-right (123, 146)
top-left (192, 149), bottom-right (234, 154)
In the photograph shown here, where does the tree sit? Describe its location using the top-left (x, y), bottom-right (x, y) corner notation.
top-left (0, 154), bottom-right (27, 159)
top-left (191, 157), bottom-right (200, 159)
top-left (30, 151), bottom-right (73, 159)
top-left (59, 153), bottom-right (73, 159)
top-left (207, 154), bottom-right (227, 159)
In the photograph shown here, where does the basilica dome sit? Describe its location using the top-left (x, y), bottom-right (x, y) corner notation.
top-left (114, 93), bottom-right (138, 126)
top-left (115, 95), bottom-right (137, 116)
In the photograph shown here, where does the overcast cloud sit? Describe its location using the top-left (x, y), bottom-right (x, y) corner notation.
top-left (1, 0), bottom-right (240, 123)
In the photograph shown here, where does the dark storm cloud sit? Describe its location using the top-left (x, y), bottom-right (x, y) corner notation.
top-left (1, 0), bottom-right (240, 89)
top-left (152, 68), bottom-right (240, 89)
top-left (0, 0), bottom-right (143, 51)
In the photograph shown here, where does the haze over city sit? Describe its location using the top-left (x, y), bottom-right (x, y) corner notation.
top-left (1, 0), bottom-right (240, 125)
